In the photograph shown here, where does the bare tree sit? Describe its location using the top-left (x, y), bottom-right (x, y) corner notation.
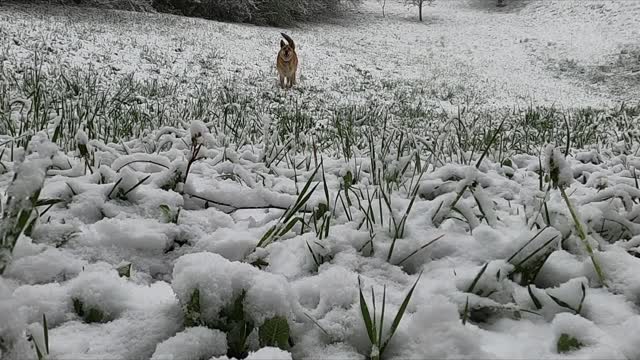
top-left (406, 0), bottom-right (432, 22)
top-left (378, 0), bottom-right (386, 17)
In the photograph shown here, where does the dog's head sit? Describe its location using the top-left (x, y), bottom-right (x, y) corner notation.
top-left (279, 33), bottom-right (296, 61)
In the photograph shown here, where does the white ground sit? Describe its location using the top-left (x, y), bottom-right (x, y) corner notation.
top-left (1, 0), bottom-right (638, 108)
top-left (2, 1), bottom-right (640, 360)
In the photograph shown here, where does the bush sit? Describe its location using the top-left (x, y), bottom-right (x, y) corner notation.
top-left (152, 0), bottom-right (360, 26)
top-left (31, 0), bottom-right (154, 12)
top-left (21, 0), bottom-right (358, 26)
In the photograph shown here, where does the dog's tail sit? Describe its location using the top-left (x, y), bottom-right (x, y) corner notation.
top-left (281, 33), bottom-right (295, 49)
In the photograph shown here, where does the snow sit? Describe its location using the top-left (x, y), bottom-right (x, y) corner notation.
top-left (0, 280), bottom-right (32, 360)
top-left (211, 347), bottom-right (293, 360)
top-left (111, 153), bottom-right (172, 173)
top-left (6, 156), bottom-right (50, 203)
top-left (189, 120), bottom-right (208, 144)
top-left (245, 347), bottom-right (292, 360)
top-left (152, 326), bottom-right (227, 360)
top-left (1, 0), bottom-right (640, 359)
top-left (25, 322), bottom-right (46, 358)
top-left (544, 144), bottom-right (573, 189)
top-left (4, 247), bottom-right (86, 284)
top-left (171, 252), bottom-right (250, 324)
top-left (551, 313), bottom-right (626, 359)
top-left (75, 129), bottom-right (89, 146)
top-left (171, 252), bottom-right (298, 326)
top-left (81, 217), bottom-right (172, 251)
top-left (400, 298), bottom-right (487, 359)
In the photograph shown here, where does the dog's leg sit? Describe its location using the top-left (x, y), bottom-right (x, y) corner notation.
top-left (283, 75), bottom-right (291, 89)
top-left (291, 71), bottom-right (297, 86)
top-left (279, 74), bottom-right (285, 89)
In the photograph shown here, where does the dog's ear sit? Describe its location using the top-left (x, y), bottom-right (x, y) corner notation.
top-left (280, 40), bottom-right (286, 48)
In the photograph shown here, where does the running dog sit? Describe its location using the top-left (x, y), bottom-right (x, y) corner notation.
top-left (276, 33), bottom-right (298, 89)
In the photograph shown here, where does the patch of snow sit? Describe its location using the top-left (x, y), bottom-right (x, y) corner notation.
top-left (151, 326), bottom-right (227, 360)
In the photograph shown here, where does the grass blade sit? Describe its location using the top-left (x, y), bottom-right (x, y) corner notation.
top-left (396, 234), bottom-right (445, 266)
top-left (43, 313), bottom-right (49, 354)
top-left (475, 116), bottom-right (506, 168)
top-left (378, 285), bottom-right (386, 348)
top-left (466, 263), bottom-right (488, 294)
top-left (358, 276), bottom-right (376, 345)
top-left (527, 285), bottom-right (542, 310)
top-left (380, 271), bottom-right (422, 353)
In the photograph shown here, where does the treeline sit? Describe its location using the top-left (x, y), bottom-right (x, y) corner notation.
top-left (37, 0), bottom-right (361, 26)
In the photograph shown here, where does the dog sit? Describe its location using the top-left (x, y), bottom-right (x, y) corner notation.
top-left (276, 33), bottom-right (298, 89)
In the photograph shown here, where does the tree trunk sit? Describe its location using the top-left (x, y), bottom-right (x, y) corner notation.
top-left (419, 0), bottom-right (423, 21)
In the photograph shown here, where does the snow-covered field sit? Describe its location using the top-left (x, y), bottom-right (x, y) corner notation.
top-left (1, 0), bottom-right (640, 359)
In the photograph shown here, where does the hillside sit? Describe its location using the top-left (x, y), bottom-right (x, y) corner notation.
top-left (1, 0), bottom-right (640, 359)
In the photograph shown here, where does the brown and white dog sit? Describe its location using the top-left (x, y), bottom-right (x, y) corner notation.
top-left (276, 33), bottom-right (298, 89)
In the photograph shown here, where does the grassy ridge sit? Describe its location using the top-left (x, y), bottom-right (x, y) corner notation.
top-left (2, 48), bottom-right (639, 162)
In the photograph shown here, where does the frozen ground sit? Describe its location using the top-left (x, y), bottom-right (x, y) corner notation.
top-left (1, 0), bottom-right (640, 359)
top-left (1, 0), bottom-right (639, 108)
